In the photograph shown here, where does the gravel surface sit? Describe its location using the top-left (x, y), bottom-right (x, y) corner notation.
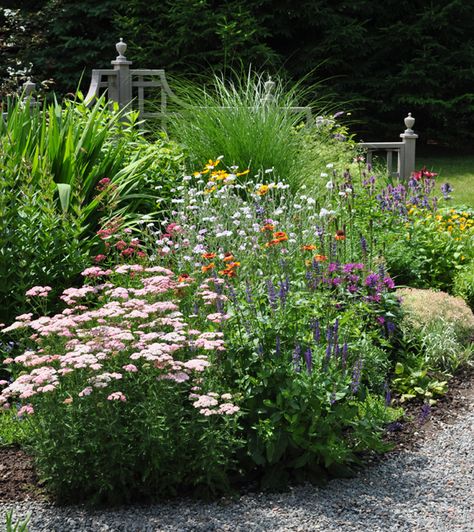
top-left (1, 403), bottom-right (473, 532)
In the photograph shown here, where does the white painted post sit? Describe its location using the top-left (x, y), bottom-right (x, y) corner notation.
top-left (400, 113), bottom-right (418, 180)
top-left (111, 38), bottom-right (132, 109)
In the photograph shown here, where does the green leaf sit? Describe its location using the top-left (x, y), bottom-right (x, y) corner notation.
top-left (56, 183), bottom-right (72, 213)
top-left (395, 362), bottom-right (404, 375)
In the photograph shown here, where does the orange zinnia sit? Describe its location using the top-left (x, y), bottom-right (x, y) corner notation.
top-left (261, 223), bottom-right (275, 232)
top-left (302, 244), bottom-right (317, 251)
top-left (335, 230), bottom-right (346, 241)
top-left (201, 263), bottom-right (215, 273)
top-left (314, 254), bottom-right (328, 262)
top-left (178, 273), bottom-right (190, 282)
top-left (202, 252), bottom-right (216, 260)
top-left (223, 253), bottom-right (235, 262)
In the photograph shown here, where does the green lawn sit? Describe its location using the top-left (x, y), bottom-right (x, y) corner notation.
top-left (416, 152), bottom-right (474, 208)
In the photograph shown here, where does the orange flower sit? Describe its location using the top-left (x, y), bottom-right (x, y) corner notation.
top-left (265, 239), bottom-right (281, 247)
top-left (202, 252), bottom-right (216, 260)
top-left (201, 263), bottom-right (215, 273)
top-left (219, 268), bottom-right (237, 277)
top-left (178, 273), bottom-right (191, 283)
top-left (302, 244), bottom-right (317, 251)
top-left (261, 223), bottom-right (275, 232)
top-left (223, 253), bottom-right (235, 262)
top-left (273, 231), bottom-right (288, 241)
top-left (335, 230), bottom-right (346, 241)
top-left (226, 261), bottom-right (240, 269)
top-left (314, 254), bottom-right (328, 262)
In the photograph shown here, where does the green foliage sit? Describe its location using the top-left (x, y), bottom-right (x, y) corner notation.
top-left (419, 318), bottom-right (473, 372)
top-left (0, 95), bottom-right (183, 322)
top-left (0, 409), bottom-right (32, 447)
top-left (396, 287), bottom-right (474, 373)
top-left (453, 261), bottom-right (474, 310)
top-left (392, 361), bottom-right (447, 405)
top-left (4, 510), bottom-right (30, 532)
top-left (168, 72), bottom-right (331, 191)
top-left (0, 153), bottom-right (90, 323)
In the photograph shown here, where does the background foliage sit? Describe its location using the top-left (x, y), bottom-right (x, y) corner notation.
top-left (1, 0), bottom-right (474, 146)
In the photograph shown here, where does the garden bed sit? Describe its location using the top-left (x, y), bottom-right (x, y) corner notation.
top-left (1, 367), bottom-right (472, 505)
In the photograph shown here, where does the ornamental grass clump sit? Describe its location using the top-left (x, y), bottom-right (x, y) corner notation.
top-left (1, 265), bottom-right (241, 504)
top-left (168, 71), bottom-right (336, 191)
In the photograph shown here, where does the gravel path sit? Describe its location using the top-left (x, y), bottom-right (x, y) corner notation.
top-left (1, 403), bottom-right (473, 532)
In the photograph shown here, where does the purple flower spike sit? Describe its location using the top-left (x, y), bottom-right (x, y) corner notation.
top-left (278, 279), bottom-right (288, 306)
top-left (342, 342), bottom-right (348, 367)
top-left (311, 319), bottom-right (320, 343)
top-left (365, 273), bottom-right (380, 288)
top-left (304, 347), bottom-right (313, 373)
top-left (325, 342), bottom-right (332, 364)
top-left (293, 343), bottom-right (302, 372)
top-left (351, 359), bottom-right (363, 393)
top-left (267, 279), bottom-right (277, 311)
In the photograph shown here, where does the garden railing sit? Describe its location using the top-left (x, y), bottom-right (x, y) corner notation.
top-left (6, 39), bottom-right (418, 180)
top-left (359, 114), bottom-right (418, 179)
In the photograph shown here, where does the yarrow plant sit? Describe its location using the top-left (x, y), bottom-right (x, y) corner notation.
top-left (1, 264), bottom-right (241, 504)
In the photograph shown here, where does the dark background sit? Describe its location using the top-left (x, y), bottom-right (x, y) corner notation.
top-left (1, 0), bottom-right (473, 147)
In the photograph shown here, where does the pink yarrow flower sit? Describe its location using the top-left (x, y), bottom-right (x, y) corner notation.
top-left (25, 286), bottom-right (52, 297)
top-left (17, 404), bottom-right (34, 417)
top-left (107, 391), bottom-right (126, 402)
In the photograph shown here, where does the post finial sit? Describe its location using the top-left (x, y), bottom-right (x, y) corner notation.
top-left (23, 77), bottom-right (36, 96)
top-left (263, 75), bottom-right (276, 104)
top-left (115, 38), bottom-right (127, 61)
top-left (404, 112), bottom-right (415, 134)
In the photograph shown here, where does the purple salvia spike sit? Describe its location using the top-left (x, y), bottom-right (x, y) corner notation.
top-left (293, 343), bottom-right (301, 372)
top-left (267, 279), bottom-right (277, 310)
top-left (304, 347), bottom-right (313, 373)
top-left (342, 342), bottom-right (348, 368)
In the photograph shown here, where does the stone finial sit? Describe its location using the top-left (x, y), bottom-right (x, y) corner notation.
top-left (262, 76), bottom-right (275, 104)
top-left (115, 38), bottom-right (127, 61)
top-left (404, 112), bottom-right (415, 134)
top-left (23, 77), bottom-right (36, 97)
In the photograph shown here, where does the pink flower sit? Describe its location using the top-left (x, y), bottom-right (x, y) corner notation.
top-left (206, 313), bottom-right (230, 324)
top-left (122, 364), bottom-right (138, 373)
top-left (78, 386), bottom-right (93, 397)
top-left (192, 394), bottom-right (219, 408)
top-left (81, 267), bottom-right (111, 278)
top-left (17, 404), bottom-right (34, 417)
top-left (107, 391), bottom-right (126, 402)
top-left (218, 403), bottom-right (240, 415)
top-left (94, 254), bottom-right (107, 263)
top-left (25, 286), bottom-right (52, 297)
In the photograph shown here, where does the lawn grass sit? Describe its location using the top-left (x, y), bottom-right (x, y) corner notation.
top-left (416, 149), bottom-right (474, 208)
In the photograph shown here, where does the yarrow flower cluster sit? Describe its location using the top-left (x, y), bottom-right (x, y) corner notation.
top-left (1, 264), bottom-right (239, 418)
